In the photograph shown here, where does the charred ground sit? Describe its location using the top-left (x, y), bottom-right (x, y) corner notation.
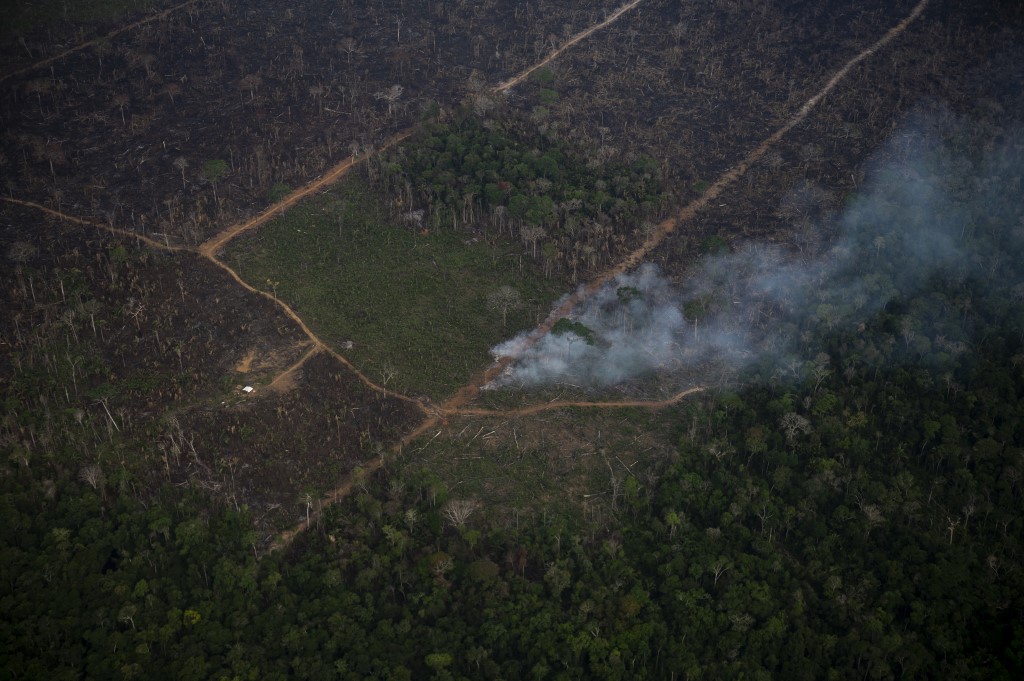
top-left (2, 0), bottom-right (1021, 538)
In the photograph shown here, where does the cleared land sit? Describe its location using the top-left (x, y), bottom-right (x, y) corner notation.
top-left (224, 177), bottom-right (566, 400)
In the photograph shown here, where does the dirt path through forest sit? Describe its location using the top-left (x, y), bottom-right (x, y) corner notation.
top-left (1, 197), bottom-right (193, 252)
top-left (198, 129), bottom-right (414, 258)
top-left (0, 0), bottom-right (199, 84)
top-left (3, 193), bottom-right (428, 411)
top-left (200, 254), bottom-right (428, 408)
top-left (495, 0), bottom-right (646, 93)
top-left (451, 386), bottom-right (707, 418)
top-left (201, 0), bottom-right (650, 257)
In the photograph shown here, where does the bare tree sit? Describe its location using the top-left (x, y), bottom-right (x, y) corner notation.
top-left (710, 558), bottom-right (731, 586)
top-left (443, 499), bottom-right (479, 529)
top-left (431, 553), bottom-right (453, 578)
top-left (947, 515), bottom-right (960, 544)
top-left (487, 286), bottom-right (521, 327)
top-left (403, 508), bottom-right (418, 533)
top-left (124, 298), bottom-right (145, 329)
top-left (118, 604), bottom-right (137, 630)
top-left (302, 491), bottom-right (314, 528)
top-left (374, 84), bottom-right (403, 117)
top-left (779, 412), bottom-right (811, 445)
top-left (756, 503), bottom-right (774, 535)
top-left (605, 457), bottom-right (624, 510)
top-left (708, 441), bottom-right (734, 463)
top-left (112, 94), bottom-right (129, 125)
top-left (521, 226), bottom-right (546, 259)
top-left (379, 362), bottom-right (397, 398)
top-left (338, 38), bottom-right (359, 65)
top-left (172, 157), bottom-right (189, 189)
top-left (811, 359), bottom-right (832, 393)
top-left (79, 464), bottom-right (104, 489)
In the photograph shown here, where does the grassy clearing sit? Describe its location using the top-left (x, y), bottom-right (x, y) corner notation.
top-left (395, 406), bottom-right (680, 530)
top-left (226, 177), bottom-right (566, 400)
top-left (398, 418), bottom-right (594, 530)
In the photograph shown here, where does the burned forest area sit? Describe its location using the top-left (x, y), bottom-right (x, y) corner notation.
top-left (2, 1), bottom-right (1024, 679)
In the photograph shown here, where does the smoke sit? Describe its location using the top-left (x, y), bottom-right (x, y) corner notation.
top-left (489, 110), bottom-right (1024, 390)
top-left (490, 264), bottom-right (691, 386)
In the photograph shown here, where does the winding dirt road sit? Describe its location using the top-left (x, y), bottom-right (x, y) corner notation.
top-left (2, 197), bottom-right (193, 252)
top-left (0, 194), bottom-right (428, 410)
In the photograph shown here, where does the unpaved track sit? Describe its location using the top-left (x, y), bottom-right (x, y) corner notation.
top-left (449, 386), bottom-right (707, 418)
top-left (0, 0), bottom-right (199, 84)
top-left (264, 343), bottom-right (320, 393)
top-left (1, 196), bottom-right (429, 411)
top-left (1, 197), bottom-right (192, 252)
top-left (200, 254), bottom-right (428, 409)
top-left (198, 129), bottom-right (414, 258)
top-left (452, 387), bottom-right (708, 419)
top-left (201, 0), bottom-right (650, 257)
top-left (495, 0), bottom-right (646, 93)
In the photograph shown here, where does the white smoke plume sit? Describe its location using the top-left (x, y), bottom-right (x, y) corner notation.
top-left (490, 264), bottom-right (690, 386)
top-left (489, 110), bottom-right (1024, 390)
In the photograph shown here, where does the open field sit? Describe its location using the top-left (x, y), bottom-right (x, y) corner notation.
top-left (224, 176), bottom-right (567, 400)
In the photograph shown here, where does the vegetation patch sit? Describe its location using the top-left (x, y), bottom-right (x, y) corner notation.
top-left (396, 406), bottom-right (675, 532)
top-left (551, 318), bottom-right (596, 345)
top-left (226, 177), bottom-right (566, 400)
top-left (376, 109), bottom-right (668, 282)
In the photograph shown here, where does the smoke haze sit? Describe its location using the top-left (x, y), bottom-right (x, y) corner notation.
top-left (489, 110), bottom-right (1024, 390)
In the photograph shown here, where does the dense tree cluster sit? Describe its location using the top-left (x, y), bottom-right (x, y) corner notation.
top-left (3, 313), bottom-right (1022, 679)
top-left (374, 106), bottom-right (667, 282)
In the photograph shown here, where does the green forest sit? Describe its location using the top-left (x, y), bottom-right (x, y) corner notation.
top-left (375, 100), bottom-right (668, 282)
